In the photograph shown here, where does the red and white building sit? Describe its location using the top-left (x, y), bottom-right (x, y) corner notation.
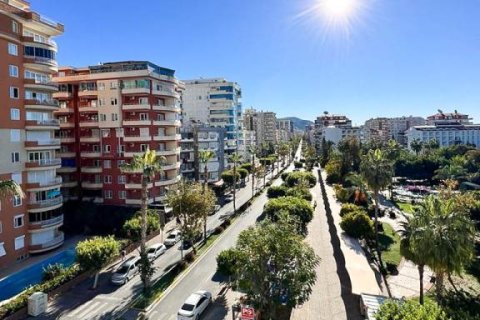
top-left (53, 61), bottom-right (183, 206)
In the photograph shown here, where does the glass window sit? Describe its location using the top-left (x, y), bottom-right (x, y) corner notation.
top-left (9, 87), bottom-right (19, 99)
top-left (12, 20), bottom-right (18, 33)
top-left (14, 236), bottom-right (25, 250)
top-left (13, 195), bottom-right (22, 207)
top-left (14, 215), bottom-right (24, 228)
top-left (8, 43), bottom-right (18, 55)
top-left (11, 152), bottom-right (20, 163)
top-left (104, 160), bottom-right (111, 168)
top-left (10, 108), bottom-right (20, 120)
top-left (10, 129), bottom-right (20, 142)
top-left (119, 191), bottom-right (126, 199)
top-left (105, 190), bottom-right (112, 199)
top-left (9, 65), bottom-right (18, 77)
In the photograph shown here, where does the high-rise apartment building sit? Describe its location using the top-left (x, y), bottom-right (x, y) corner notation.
top-left (276, 119), bottom-right (294, 142)
top-left (52, 61), bottom-right (183, 206)
top-left (364, 116), bottom-right (425, 145)
top-left (0, 0), bottom-right (64, 268)
top-left (313, 114), bottom-right (354, 150)
top-left (244, 108), bottom-right (277, 146)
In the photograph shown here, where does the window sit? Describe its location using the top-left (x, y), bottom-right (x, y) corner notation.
top-left (10, 129), bottom-right (20, 142)
top-left (0, 221), bottom-right (2, 233)
top-left (104, 190), bottom-right (112, 199)
top-left (117, 160), bottom-right (125, 167)
top-left (12, 20), bottom-right (18, 33)
top-left (140, 144), bottom-right (148, 152)
top-left (110, 81), bottom-right (118, 89)
top-left (118, 175), bottom-right (126, 184)
top-left (111, 113), bottom-right (118, 121)
top-left (119, 191), bottom-right (126, 199)
top-left (104, 175), bottom-right (112, 184)
top-left (11, 152), bottom-right (20, 163)
top-left (103, 145), bottom-right (111, 153)
top-left (12, 173), bottom-right (22, 184)
top-left (0, 242), bottom-right (5, 257)
top-left (10, 108), bottom-right (20, 120)
top-left (100, 114), bottom-right (107, 121)
top-left (104, 160), bottom-right (111, 168)
top-left (110, 98), bottom-right (117, 106)
top-left (8, 43), bottom-right (18, 56)
top-left (14, 236), bottom-right (25, 250)
top-left (14, 215), bottom-right (24, 228)
top-left (98, 83), bottom-right (105, 90)
top-left (13, 195), bottom-right (22, 207)
top-left (140, 113), bottom-right (148, 121)
top-left (9, 86), bottom-right (19, 99)
top-left (9, 65), bottom-right (18, 77)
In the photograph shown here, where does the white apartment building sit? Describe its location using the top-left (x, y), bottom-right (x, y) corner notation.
top-left (276, 119), bottom-right (294, 142)
top-left (244, 108), bottom-right (277, 146)
top-left (323, 126), bottom-right (361, 146)
top-left (313, 114), bottom-right (354, 150)
top-left (364, 116), bottom-right (425, 145)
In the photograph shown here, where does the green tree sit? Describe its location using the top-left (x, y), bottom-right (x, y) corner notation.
top-left (166, 181), bottom-right (215, 254)
top-left (375, 299), bottom-right (448, 320)
top-left (198, 150), bottom-right (215, 190)
top-left (284, 171), bottom-right (317, 188)
top-left (233, 213), bottom-right (319, 319)
top-left (238, 168), bottom-right (249, 181)
top-left (76, 236), bottom-right (119, 289)
top-left (120, 149), bottom-right (164, 293)
top-left (122, 209), bottom-right (160, 241)
top-left (267, 185), bottom-right (288, 198)
top-left (360, 149), bottom-right (393, 270)
top-left (229, 153), bottom-right (242, 214)
top-left (340, 211), bottom-right (373, 239)
top-left (216, 248), bottom-right (240, 282)
top-left (410, 138), bottom-right (423, 155)
top-left (263, 196), bottom-right (313, 234)
top-left (248, 145), bottom-right (259, 198)
top-left (0, 179), bottom-right (24, 199)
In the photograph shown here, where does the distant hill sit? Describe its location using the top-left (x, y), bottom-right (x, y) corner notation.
top-left (278, 117), bottom-right (313, 131)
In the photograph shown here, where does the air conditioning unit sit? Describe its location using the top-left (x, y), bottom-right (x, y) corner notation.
top-left (28, 292), bottom-right (47, 316)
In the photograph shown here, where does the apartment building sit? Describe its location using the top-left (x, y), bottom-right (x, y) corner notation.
top-left (407, 111), bottom-right (480, 149)
top-left (0, 0), bottom-right (64, 268)
top-left (237, 129), bottom-right (256, 161)
top-left (52, 61), bottom-right (183, 206)
top-left (364, 116), bottom-right (425, 145)
top-left (244, 108), bottom-right (277, 146)
top-left (180, 124), bottom-right (226, 182)
top-left (313, 114), bottom-right (353, 150)
top-left (182, 78), bottom-right (242, 160)
top-left (276, 119), bottom-right (294, 143)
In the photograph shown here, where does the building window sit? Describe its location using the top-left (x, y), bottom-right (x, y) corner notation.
top-left (100, 114), bottom-right (107, 121)
top-left (14, 236), bottom-right (25, 250)
top-left (10, 129), bottom-right (20, 142)
top-left (104, 145), bottom-right (111, 153)
top-left (117, 160), bottom-right (125, 167)
top-left (98, 83), bottom-right (105, 90)
top-left (12, 172), bottom-right (22, 184)
top-left (110, 81), bottom-right (118, 89)
top-left (119, 191), bottom-right (126, 199)
top-left (118, 175), bottom-right (126, 184)
top-left (139, 113), bottom-right (148, 121)
top-left (9, 86), bottom-right (19, 99)
top-left (12, 20), bottom-right (18, 33)
top-left (9, 65), bottom-right (19, 77)
top-left (104, 190), bottom-right (112, 199)
top-left (110, 98), bottom-right (117, 106)
top-left (104, 175), bottom-right (112, 184)
top-left (111, 113), bottom-right (118, 121)
top-left (8, 43), bottom-right (18, 56)
top-left (14, 215), bottom-right (24, 228)
top-left (11, 152), bottom-right (20, 163)
top-left (0, 221), bottom-right (3, 233)
top-left (140, 144), bottom-right (148, 152)
top-left (13, 195), bottom-right (22, 207)
top-left (104, 160), bottom-right (111, 168)
top-left (0, 242), bottom-right (6, 257)
top-left (10, 108), bottom-right (20, 120)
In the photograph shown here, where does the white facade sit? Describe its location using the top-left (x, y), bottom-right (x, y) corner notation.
top-left (406, 125), bottom-right (480, 149)
top-left (323, 126), bottom-right (361, 146)
top-left (238, 129), bottom-right (256, 161)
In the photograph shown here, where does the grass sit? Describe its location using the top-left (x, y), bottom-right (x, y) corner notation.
top-left (379, 222), bottom-right (402, 273)
top-left (396, 201), bottom-right (418, 214)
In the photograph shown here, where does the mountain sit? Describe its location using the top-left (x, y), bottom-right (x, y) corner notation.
top-left (278, 117), bottom-right (313, 131)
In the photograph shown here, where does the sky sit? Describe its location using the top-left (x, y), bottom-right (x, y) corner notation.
top-left (33, 0), bottom-right (480, 125)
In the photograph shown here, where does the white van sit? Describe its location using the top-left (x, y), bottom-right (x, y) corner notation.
top-left (111, 256), bottom-right (140, 285)
top-left (147, 243), bottom-right (166, 261)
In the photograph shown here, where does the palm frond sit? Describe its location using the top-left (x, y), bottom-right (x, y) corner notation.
top-left (0, 179), bottom-right (25, 199)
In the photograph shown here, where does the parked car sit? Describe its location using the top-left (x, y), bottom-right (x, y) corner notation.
top-left (164, 230), bottom-right (182, 246)
top-left (111, 256), bottom-right (140, 285)
top-left (147, 243), bottom-right (166, 261)
top-left (177, 290), bottom-right (212, 320)
top-left (209, 205), bottom-right (221, 215)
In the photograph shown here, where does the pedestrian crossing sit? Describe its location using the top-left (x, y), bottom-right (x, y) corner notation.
top-left (59, 297), bottom-right (125, 320)
top-left (147, 311), bottom-right (176, 320)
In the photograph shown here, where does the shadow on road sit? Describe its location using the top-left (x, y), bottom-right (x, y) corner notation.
top-left (204, 294), bottom-right (229, 320)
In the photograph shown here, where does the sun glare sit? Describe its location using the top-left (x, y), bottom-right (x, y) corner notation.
top-left (321, 0), bottom-right (357, 19)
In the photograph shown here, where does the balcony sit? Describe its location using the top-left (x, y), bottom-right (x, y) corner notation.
top-left (122, 103), bottom-right (151, 111)
top-left (162, 162), bottom-right (181, 171)
top-left (82, 181), bottom-right (103, 189)
top-left (29, 232), bottom-right (64, 254)
top-left (25, 158), bottom-right (61, 169)
top-left (24, 78), bottom-right (58, 91)
top-left (79, 135), bottom-right (100, 143)
top-left (54, 107), bottom-right (74, 114)
top-left (81, 151), bottom-right (102, 158)
top-left (78, 89), bottom-right (98, 97)
top-left (152, 89), bottom-right (180, 99)
top-left (125, 198), bottom-right (155, 205)
top-left (25, 139), bottom-right (60, 150)
top-left (62, 180), bottom-right (78, 188)
top-left (152, 104), bottom-right (181, 112)
top-left (155, 176), bottom-right (181, 186)
top-left (121, 87), bottom-right (150, 95)
top-left (156, 147), bottom-right (180, 156)
top-left (29, 214), bottom-right (63, 230)
top-left (52, 91), bottom-right (72, 99)
top-left (25, 119), bottom-right (60, 130)
top-left (25, 99), bottom-right (59, 111)
top-left (23, 55), bottom-right (58, 70)
top-left (125, 182), bottom-right (152, 189)
top-left (81, 166), bottom-right (102, 173)
top-left (79, 105), bottom-right (99, 113)
top-left (27, 196), bottom-right (63, 212)
top-left (153, 134), bottom-right (181, 141)
top-left (123, 135), bottom-right (152, 142)
top-left (59, 137), bottom-right (75, 143)
top-left (59, 121), bottom-right (75, 128)
top-left (26, 176), bottom-right (62, 191)
top-left (122, 119), bottom-right (151, 126)
top-left (152, 119), bottom-right (181, 127)
top-left (22, 36), bottom-right (58, 51)
top-left (57, 166), bottom-right (76, 173)
top-left (79, 120), bottom-right (99, 128)
top-left (57, 151), bottom-right (76, 158)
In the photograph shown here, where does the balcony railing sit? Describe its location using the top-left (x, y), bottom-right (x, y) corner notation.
top-left (25, 139), bottom-right (60, 147)
top-left (26, 119), bottom-right (60, 126)
top-left (23, 55), bottom-right (58, 67)
top-left (25, 99), bottom-right (59, 107)
top-left (25, 158), bottom-right (61, 167)
top-left (30, 214), bottom-right (63, 228)
top-left (29, 232), bottom-right (65, 253)
top-left (29, 196), bottom-right (63, 209)
top-left (27, 176), bottom-right (62, 189)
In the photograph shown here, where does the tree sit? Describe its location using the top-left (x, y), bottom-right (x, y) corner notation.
top-left (375, 299), bottom-right (448, 320)
top-left (413, 195), bottom-right (476, 298)
top-left (120, 149), bottom-right (164, 293)
top-left (360, 149), bottom-right (393, 270)
top-left (263, 196), bottom-right (313, 234)
top-left (216, 248), bottom-right (240, 282)
top-left (76, 236), bottom-right (119, 289)
top-left (340, 211), bottom-right (373, 239)
top-left (267, 185), bottom-right (288, 198)
top-left (198, 150), bottom-right (215, 191)
top-left (278, 143), bottom-right (290, 167)
top-left (221, 170), bottom-right (240, 188)
top-left (238, 168), bottom-right (249, 181)
top-left (233, 213), bottom-right (319, 319)
top-left (122, 209), bottom-right (160, 241)
top-left (410, 138), bottom-right (423, 155)
top-left (166, 181), bottom-right (215, 254)
top-left (345, 173), bottom-right (368, 205)
top-left (255, 165), bottom-right (266, 189)
top-left (0, 179), bottom-right (24, 199)
top-left (248, 145), bottom-right (258, 198)
top-left (230, 153), bottom-right (242, 214)
top-left (284, 171), bottom-right (317, 188)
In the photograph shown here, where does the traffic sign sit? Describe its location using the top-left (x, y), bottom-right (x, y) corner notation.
top-left (241, 306), bottom-right (255, 320)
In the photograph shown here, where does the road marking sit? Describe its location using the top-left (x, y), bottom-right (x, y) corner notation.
top-left (70, 301), bottom-right (101, 319)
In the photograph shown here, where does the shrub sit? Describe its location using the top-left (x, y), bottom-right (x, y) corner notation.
top-left (237, 168), bottom-right (249, 180)
top-left (263, 196), bottom-right (313, 234)
top-left (121, 211), bottom-right (160, 241)
top-left (294, 161), bottom-right (303, 169)
top-left (340, 203), bottom-right (362, 217)
top-left (340, 211), bottom-right (373, 239)
top-left (267, 185), bottom-right (288, 198)
top-left (216, 248), bottom-right (239, 277)
top-left (286, 187), bottom-right (312, 201)
top-left (284, 172), bottom-right (317, 188)
top-left (375, 298), bottom-right (448, 320)
top-left (42, 263), bottom-right (65, 281)
top-left (281, 172), bottom-right (289, 181)
top-left (185, 252), bottom-right (196, 263)
top-left (240, 163), bottom-right (252, 173)
top-left (214, 226), bottom-right (225, 235)
top-left (326, 172), bottom-right (341, 184)
top-left (221, 170), bottom-right (240, 187)
top-left (334, 185), bottom-right (353, 203)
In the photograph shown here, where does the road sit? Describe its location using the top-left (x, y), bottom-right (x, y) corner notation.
top-left (36, 164), bottom-right (284, 320)
top-left (137, 148), bottom-right (300, 320)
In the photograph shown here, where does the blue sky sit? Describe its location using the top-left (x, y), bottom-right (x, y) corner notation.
top-left (34, 0), bottom-right (480, 124)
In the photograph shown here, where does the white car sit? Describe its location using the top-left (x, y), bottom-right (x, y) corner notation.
top-left (164, 230), bottom-right (181, 246)
top-left (177, 290), bottom-right (212, 320)
top-left (146, 243), bottom-right (166, 261)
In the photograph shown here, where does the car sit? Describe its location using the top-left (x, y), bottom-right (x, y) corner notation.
top-left (111, 256), bottom-right (140, 285)
top-left (177, 290), bottom-right (212, 320)
top-left (146, 243), bottom-right (166, 261)
top-left (224, 194), bottom-right (234, 203)
top-left (164, 230), bottom-right (181, 246)
top-left (209, 205), bottom-right (221, 216)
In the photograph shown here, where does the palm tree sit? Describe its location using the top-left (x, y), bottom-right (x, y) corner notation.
top-left (399, 216), bottom-right (428, 305)
top-left (198, 150), bottom-right (215, 243)
top-left (120, 149), bottom-right (165, 293)
top-left (0, 179), bottom-right (24, 199)
top-left (410, 138), bottom-right (423, 155)
top-left (248, 145), bottom-right (258, 199)
top-left (229, 153), bottom-right (242, 215)
top-left (345, 173), bottom-right (368, 205)
top-left (414, 195), bottom-right (476, 299)
top-left (360, 149), bottom-right (393, 270)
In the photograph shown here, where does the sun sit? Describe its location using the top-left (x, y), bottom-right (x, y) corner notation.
top-left (320, 0), bottom-right (357, 20)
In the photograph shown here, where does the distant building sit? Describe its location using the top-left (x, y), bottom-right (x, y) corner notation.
top-left (406, 111), bottom-right (480, 149)
top-left (244, 108), bottom-right (277, 146)
top-left (364, 116), bottom-right (425, 146)
top-left (237, 129), bottom-right (256, 161)
top-left (313, 114), bottom-right (357, 149)
top-left (276, 119), bottom-right (294, 142)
